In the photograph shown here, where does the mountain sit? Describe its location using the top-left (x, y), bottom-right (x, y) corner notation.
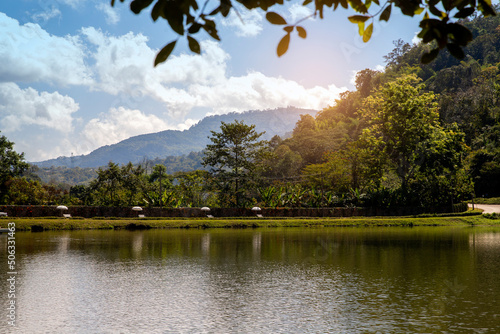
top-left (33, 107), bottom-right (317, 168)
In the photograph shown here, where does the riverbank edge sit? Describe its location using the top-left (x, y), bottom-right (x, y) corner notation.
top-left (2, 211), bottom-right (500, 231)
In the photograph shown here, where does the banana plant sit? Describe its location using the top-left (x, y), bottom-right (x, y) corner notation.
top-left (162, 190), bottom-right (184, 208)
top-left (258, 186), bottom-right (279, 207)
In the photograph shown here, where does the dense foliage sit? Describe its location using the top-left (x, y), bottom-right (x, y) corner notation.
top-left (0, 132), bottom-right (29, 203)
top-left (202, 121), bottom-right (270, 207)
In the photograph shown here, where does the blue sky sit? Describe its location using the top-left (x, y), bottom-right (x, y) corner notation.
top-left (0, 0), bottom-right (421, 162)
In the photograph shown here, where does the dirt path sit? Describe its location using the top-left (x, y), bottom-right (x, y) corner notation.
top-left (468, 204), bottom-right (500, 214)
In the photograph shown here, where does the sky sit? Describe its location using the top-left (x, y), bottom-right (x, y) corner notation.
top-left (0, 0), bottom-right (422, 162)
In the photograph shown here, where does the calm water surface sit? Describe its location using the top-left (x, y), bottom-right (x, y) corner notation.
top-left (1, 227), bottom-right (500, 333)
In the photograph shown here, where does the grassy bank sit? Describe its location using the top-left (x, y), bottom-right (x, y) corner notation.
top-left (1, 211), bottom-right (499, 232)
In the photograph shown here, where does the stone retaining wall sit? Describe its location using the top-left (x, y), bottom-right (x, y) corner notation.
top-left (0, 203), bottom-right (467, 218)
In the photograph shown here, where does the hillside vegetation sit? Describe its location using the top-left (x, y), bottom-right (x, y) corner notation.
top-left (33, 107), bottom-right (316, 168)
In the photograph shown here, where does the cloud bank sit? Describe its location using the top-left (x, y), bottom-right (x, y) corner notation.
top-left (0, 83), bottom-right (79, 133)
top-left (0, 13), bottom-right (92, 86)
top-left (82, 107), bottom-right (170, 149)
top-left (83, 28), bottom-right (345, 117)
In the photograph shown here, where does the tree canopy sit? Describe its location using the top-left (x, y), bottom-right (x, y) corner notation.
top-left (0, 132), bottom-right (29, 203)
top-left (112, 0), bottom-right (496, 65)
top-left (202, 120), bottom-right (269, 206)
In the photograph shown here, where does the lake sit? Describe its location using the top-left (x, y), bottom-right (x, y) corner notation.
top-left (1, 227), bottom-right (500, 333)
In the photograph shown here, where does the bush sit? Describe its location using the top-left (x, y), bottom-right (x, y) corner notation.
top-left (451, 202), bottom-right (468, 213)
top-left (483, 213), bottom-right (500, 220)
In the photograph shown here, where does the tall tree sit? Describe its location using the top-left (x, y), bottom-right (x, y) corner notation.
top-left (148, 164), bottom-right (171, 207)
top-left (359, 74), bottom-right (472, 205)
top-left (384, 39), bottom-right (412, 68)
top-left (90, 162), bottom-right (124, 206)
top-left (360, 74), bottom-right (441, 191)
top-left (0, 133), bottom-right (29, 203)
top-left (202, 120), bottom-right (268, 207)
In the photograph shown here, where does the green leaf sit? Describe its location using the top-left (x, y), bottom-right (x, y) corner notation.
top-left (165, 9), bottom-right (185, 35)
top-left (446, 43), bottom-right (465, 59)
top-left (478, 0), bottom-right (496, 16)
top-left (421, 48), bottom-right (439, 64)
top-left (130, 0), bottom-right (154, 15)
top-left (188, 36), bottom-right (201, 54)
top-left (447, 23), bottom-right (473, 46)
top-left (398, 0), bottom-right (420, 16)
top-left (419, 28), bottom-right (434, 43)
top-left (429, 5), bottom-right (444, 18)
top-left (357, 21), bottom-right (365, 36)
top-left (348, 15), bottom-right (370, 24)
top-left (188, 23), bottom-right (202, 34)
top-left (151, 0), bottom-right (166, 21)
top-left (190, 0), bottom-right (199, 12)
top-left (266, 12), bottom-right (287, 25)
top-left (414, 7), bottom-right (424, 15)
top-left (454, 7), bottom-right (475, 19)
top-left (154, 40), bottom-right (177, 66)
top-left (379, 5), bottom-right (391, 22)
top-left (202, 19), bottom-right (220, 41)
top-left (277, 33), bottom-right (290, 57)
top-left (296, 26), bottom-right (307, 39)
top-left (349, 0), bottom-right (368, 13)
top-left (208, 6), bottom-right (221, 16)
top-left (349, 16), bottom-right (369, 36)
top-left (220, 0), bottom-right (231, 17)
top-left (363, 22), bottom-right (373, 42)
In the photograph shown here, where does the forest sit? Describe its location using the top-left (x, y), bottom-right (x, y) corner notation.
top-left (1, 12), bottom-right (499, 209)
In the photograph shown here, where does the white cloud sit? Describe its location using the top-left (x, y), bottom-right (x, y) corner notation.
top-left (58, 0), bottom-right (83, 8)
top-left (0, 13), bottom-right (92, 86)
top-left (31, 6), bottom-right (62, 23)
top-left (412, 32), bottom-right (421, 46)
top-left (220, 7), bottom-right (264, 37)
top-left (81, 107), bottom-right (171, 148)
top-left (96, 2), bottom-right (120, 25)
top-left (82, 27), bottom-right (156, 94)
top-left (29, 0), bottom-right (85, 23)
top-left (287, 3), bottom-right (314, 23)
top-left (192, 72), bottom-right (344, 115)
top-left (178, 118), bottom-right (199, 131)
top-left (0, 83), bottom-right (79, 133)
top-left (82, 29), bottom-right (345, 118)
top-left (349, 66), bottom-right (384, 87)
top-left (349, 70), bottom-right (359, 87)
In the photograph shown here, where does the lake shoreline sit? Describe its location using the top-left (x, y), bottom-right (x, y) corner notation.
top-left (2, 212), bottom-right (500, 231)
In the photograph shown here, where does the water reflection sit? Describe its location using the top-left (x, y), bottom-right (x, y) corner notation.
top-left (1, 227), bottom-right (499, 333)
top-left (470, 232), bottom-right (500, 249)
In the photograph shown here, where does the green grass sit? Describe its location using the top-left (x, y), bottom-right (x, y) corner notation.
top-left (472, 197), bottom-right (500, 205)
top-left (1, 210), bottom-right (499, 232)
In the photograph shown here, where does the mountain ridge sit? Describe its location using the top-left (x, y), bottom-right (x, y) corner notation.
top-left (33, 107), bottom-right (317, 168)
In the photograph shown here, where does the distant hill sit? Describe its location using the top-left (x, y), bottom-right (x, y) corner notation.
top-left (33, 107), bottom-right (317, 168)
